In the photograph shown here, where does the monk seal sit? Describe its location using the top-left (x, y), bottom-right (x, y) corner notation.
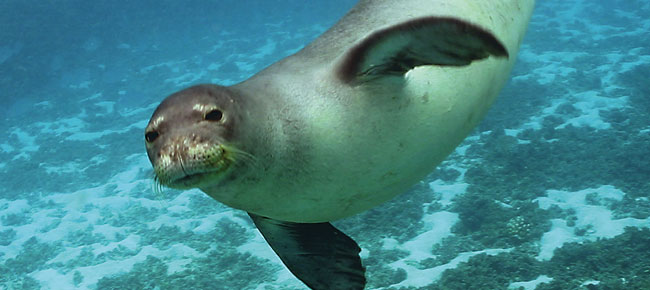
top-left (144, 0), bottom-right (535, 289)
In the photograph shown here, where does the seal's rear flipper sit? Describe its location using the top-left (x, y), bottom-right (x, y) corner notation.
top-left (249, 213), bottom-right (365, 290)
top-left (337, 16), bottom-right (509, 84)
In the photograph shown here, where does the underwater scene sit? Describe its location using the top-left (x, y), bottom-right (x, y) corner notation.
top-left (1, 0), bottom-right (649, 289)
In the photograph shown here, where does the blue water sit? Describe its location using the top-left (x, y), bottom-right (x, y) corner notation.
top-left (1, 1), bottom-right (649, 289)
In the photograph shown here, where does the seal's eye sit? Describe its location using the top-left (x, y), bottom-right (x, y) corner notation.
top-left (145, 131), bottom-right (159, 143)
top-left (205, 109), bottom-right (223, 122)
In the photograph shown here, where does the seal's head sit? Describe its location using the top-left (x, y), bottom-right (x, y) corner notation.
top-left (145, 84), bottom-right (246, 189)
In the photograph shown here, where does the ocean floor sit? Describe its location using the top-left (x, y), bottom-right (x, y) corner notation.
top-left (1, 0), bottom-right (650, 289)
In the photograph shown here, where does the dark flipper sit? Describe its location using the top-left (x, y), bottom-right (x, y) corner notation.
top-left (337, 16), bottom-right (509, 83)
top-left (249, 213), bottom-right (365, 290)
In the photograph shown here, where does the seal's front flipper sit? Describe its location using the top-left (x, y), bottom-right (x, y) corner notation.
top-left (249, 213), bottom-right (365, 290)
top-left (337, 17), bottom-right (509, 83)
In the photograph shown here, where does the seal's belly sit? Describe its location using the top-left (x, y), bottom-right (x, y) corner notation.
top-left (234, 60), bottom-right (511, 223)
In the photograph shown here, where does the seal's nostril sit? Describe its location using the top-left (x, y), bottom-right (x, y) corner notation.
top-left (145, 131), bottom-right (160, 142)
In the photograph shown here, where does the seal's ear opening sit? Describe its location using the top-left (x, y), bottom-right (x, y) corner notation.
top-left (336, 16), bottom-right (509, 84)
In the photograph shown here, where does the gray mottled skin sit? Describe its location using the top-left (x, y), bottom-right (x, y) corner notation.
top-left (196, 0), bottom-right (536, 223)
top-left (145, 1), bottom-right (534, 288)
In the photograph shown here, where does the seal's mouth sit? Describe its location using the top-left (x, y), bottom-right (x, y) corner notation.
top-left (169, 168), bottom-right (229, 189)
top-left (154, 144), bottom-right (234, 189)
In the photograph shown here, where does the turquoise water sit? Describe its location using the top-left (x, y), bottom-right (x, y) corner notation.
top-left (1, 1), bottom-right (649, 289)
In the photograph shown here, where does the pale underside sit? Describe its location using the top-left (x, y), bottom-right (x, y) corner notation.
top-left (202, 0), bottom-right (535, 223)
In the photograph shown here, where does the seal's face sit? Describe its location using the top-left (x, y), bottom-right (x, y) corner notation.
top-left (145, 84), bottom-right (241, 189)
